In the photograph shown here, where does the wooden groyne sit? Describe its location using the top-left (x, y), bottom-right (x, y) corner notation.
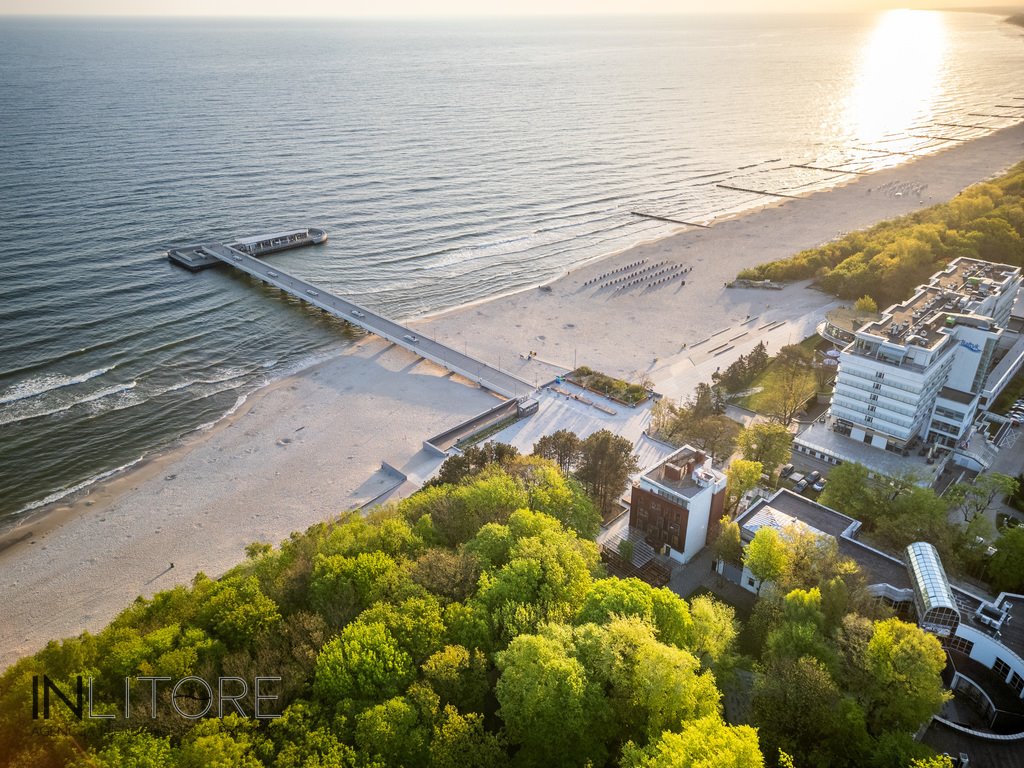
top-left (631, 212), bottom-right (710, 228)
top-left (716, 184), bottom-right (800, 199)
top-left (790, 164), bottom-right (869, 175)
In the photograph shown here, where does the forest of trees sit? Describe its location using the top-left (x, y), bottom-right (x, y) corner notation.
top-left (0, 457), bottom-right (957, 768)
top-left (736, 161), bottom-right (1024, 308)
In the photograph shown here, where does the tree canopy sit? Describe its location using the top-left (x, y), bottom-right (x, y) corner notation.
top-left (737, 162), bottom-right (1024, 306)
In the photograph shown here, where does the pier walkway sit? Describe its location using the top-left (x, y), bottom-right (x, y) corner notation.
top-left (199, 243), bottom-right (533, 400)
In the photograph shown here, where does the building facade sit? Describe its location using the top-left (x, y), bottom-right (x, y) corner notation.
top-left (799, 258), bottom-right (1023, 474)
top-left (629, 446), bottom-right (727, 563)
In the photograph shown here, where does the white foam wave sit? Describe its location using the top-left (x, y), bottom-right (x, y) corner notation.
top-left (0, 365), bottom-right (116, 406)
top-left (11, 455), bottom-right (146, 518)
top-left (0, 382), bottom-right (137, 426)
top-left (162, 367), bottom-right (255, 394)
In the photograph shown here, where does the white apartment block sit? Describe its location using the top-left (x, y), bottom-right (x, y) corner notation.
top-left (822, 258), bottom-right (1022, 456)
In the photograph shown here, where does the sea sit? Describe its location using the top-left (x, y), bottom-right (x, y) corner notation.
top-left (0, 12), bottom-right (1022, 525)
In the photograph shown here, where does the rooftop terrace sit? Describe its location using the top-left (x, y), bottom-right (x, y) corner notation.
top-left (857, 258), bottom-right (1019, 350)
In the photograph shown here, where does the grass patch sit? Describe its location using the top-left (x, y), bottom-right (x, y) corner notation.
top-left (733, 334), bottom-right (824, 412)
top-left (990, 370), bottom-right (1024, 414)
top-left (568, 366), bottom-right (649, 406)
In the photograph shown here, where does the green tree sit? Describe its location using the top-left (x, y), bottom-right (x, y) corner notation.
top-left (854, 295), bottom-right (878, 314)
top-left (355, 693), bottom-right (434, 768)
top-left (476, 518), bottom-right (598, 643)
top-left (195, 574), bottom-right (281, 650)
top-left (738, 422), bottom-right (793, 479)
top-left (744, 527), bottom-right (788, 595)
top-left (989, 526), bottom-right (1024, 593)
top-left (620, 714), bottom-right (763, 768)
top-left (714, 516), bottom-right (744, 566)
top-left (430, 706), bottom-right (508, 768)
top-left (532, 430), bottom-right (582, 476)
top-left (429, 442), bottom-right (520, 487)
top-left (576, 429), bottom-right (640, 516)
top-left (506, 456), bottom-right (600, 539)
top-left (88, 729), bottom-right (174, 768)
top-left (946, 472), bottom-right (1019, 523)
top-left (687, 594), bottom-right (738, 666)
top-left (858, 618), bottom-right (950, 735)
top-left (817, 462), bottom-right (878, 523)
top-left (495, 633), bottom-right (605, 768)
top-left (422, 645), bottom-right (490, 714)
top-left (760, 354), bottom-right (817, 427)
top-left (753, 656), bottom-right (866, 768)
top-left (726, 459), bottom-right (763, 514)
top-left (314, 620), bottom-right (415, 704)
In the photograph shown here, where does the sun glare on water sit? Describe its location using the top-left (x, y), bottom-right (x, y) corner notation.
top-left (845, 9), bottom-right (947, 146)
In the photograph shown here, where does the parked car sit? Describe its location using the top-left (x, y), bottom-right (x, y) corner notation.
top-left (794, 479), bottom-right (810, 493)
top-left (779, 463), bottom-right (794, 478)
top-left (812, 478), bottom-right (827, 492)
top-left (807, 470), bottom-right (822, 484)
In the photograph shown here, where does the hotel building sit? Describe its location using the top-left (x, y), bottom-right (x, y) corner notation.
top-left (799, 258), bottom-right (1023, 474)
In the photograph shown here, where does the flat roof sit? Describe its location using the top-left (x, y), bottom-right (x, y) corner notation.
top-left (794, 422), bottom-right (943, 483)
top-left (937, 386), bottom-right (975, 406)
top-left (858, 258), bottom-right (1019, 349)
top-left (738, 491), bottom-right (913, 591)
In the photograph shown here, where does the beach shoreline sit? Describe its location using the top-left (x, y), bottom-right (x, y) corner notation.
top-left (2, 120), bottom-right (1024, 670)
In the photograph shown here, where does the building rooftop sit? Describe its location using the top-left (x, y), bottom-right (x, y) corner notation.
top-left (795, 421), bottom-right (944, 484)
top-left (737, 490), bottom-right (913, 592)
top-left (856, 258), bottom-right (1019, 350)
top-left (641, 446), bottom-right (723, 499)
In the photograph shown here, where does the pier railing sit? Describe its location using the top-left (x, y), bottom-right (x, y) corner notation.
top-left (199, 243), bottom-right (532, 400)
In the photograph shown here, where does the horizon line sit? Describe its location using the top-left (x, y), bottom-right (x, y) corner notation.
top-left (0, 6), bottom-right (1011, 18)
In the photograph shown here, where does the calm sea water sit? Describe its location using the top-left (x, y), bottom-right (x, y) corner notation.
top-left (0, 13), bottom-right (1022, 523)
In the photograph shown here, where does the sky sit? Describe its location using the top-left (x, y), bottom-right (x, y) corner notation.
top-left (0, 0), bottom-right (1017, 16)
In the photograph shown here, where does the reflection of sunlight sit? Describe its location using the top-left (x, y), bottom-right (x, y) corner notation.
top-left (846, 10), bottom-right (946, 145)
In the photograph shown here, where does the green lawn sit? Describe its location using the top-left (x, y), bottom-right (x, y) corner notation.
top-left (733, 334), bottom-right (825, 412)
top-left (990, 371), bottom-right (1024, 414)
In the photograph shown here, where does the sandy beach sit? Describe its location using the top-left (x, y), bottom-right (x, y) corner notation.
top-left (1, 122), bottom-right (1023, 670)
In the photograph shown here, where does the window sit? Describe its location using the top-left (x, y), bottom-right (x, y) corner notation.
top-left (945, 636), bottom-right (975, 655)
top-left (870, 394), bottom-right (879, 401)
top-left (994, 657), bottom-right (1012, 681)
top-left (868, 405), bottom-right (876, 413)
top-left (1010, 672), bottom-right (1023, 695)
top-left (747, 577), bottom-right (756, 587)
top-left (873, 383), bottom-right (882, 390)
top-left (876, 371), bottom-right (885, 379)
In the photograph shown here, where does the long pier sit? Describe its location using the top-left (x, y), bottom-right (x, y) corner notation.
top-left (198, 242), bottom-right (533, 399)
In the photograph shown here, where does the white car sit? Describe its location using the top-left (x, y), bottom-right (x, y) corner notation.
top-left (351, 310), bottom-right (366, 318)
top-left (404, 334), bottom-right (419, 344)
top-left (267, 271), bottom-right (278, 278)
top-left (306, 289), bottom-right (319, 297)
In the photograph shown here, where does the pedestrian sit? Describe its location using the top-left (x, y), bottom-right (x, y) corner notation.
top-left (169, 562), bottom-right (174, 569)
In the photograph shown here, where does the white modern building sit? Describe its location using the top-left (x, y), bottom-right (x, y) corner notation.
top-left (801, 258), bottom-right (1023, 472)
top-left (628, 445), bottom-right (728, 563)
